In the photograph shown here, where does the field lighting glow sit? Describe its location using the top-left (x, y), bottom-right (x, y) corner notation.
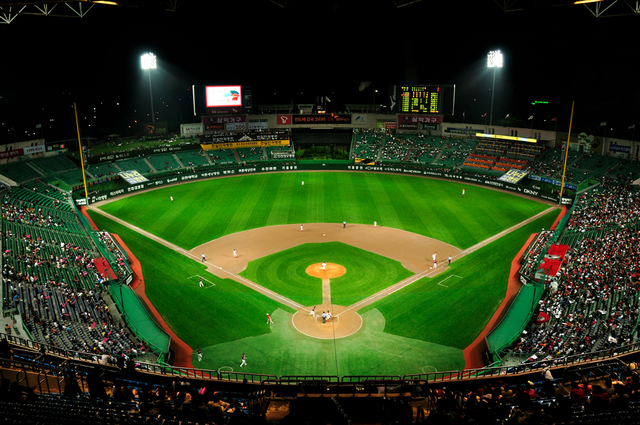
top-left (141, 53), bottom-right (157, 70)
top-left (487, 50), bottom-right (503, 68)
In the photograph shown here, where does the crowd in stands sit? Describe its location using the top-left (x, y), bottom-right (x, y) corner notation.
top-left (565, 183), bottom-right (640, 231)
top-left (1, 187), bottom-right (144, 361)
top-left (87, 138), bottom-right (198, 158)
top-left (417, 368), bottom-right (640, 424)
top-left (0, 363), bottom-right (256, 425)
top-left (513, 185), bottom-right (640, 360)
top-left (96, 231), bottom-right (132, 280)
top-left (519, 230), bottom-right (555, 278)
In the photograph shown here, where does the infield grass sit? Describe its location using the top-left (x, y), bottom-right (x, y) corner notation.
top-left (239, 242), bottom-right (414, 306)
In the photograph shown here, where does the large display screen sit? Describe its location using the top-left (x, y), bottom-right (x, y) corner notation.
top-left (205, 85), bottom-right (242, 108)
top-left (399, 85), bottom-right (441, 114)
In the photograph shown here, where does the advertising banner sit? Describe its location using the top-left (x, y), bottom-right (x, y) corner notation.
top-left (528, 174), bottom-right (578, 191)
top-left (203, 115), bottom-right (246, 124)
top-left (226, 122), bottom-right (247, 131)
top-left (276, 115), bottom-right (292, 126)
top-left (352, 114), bottom-right (368, 124)
top-left (144, 122), bottom-right (168, 136)
top-left (609, 144), bottom-right (631, 153)
top-left (248, 120), bottom-right (268, 130)
top-left (398, 115), bottom-right (442, 124)
top-left (77, 162), bottom-right (566, 207)
top-left (292, 114), bottom-right (351, 125)
top-left (181, 123), bottom-right (203, 136)
top-left (398, 123), bottom-right (419, 130)
top-left (118, 170), bottom-right (149, 184)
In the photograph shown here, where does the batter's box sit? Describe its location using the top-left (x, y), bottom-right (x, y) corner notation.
top-left (188, 275), bottom-right (216, 289)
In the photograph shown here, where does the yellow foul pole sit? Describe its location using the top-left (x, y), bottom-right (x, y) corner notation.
top-left (74, 103), bottom-right (89, 199)
top-left (559, 101), bottom-right (575, 200)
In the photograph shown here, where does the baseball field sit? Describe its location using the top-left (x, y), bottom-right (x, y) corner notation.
top-left (87, 171), bottom-right (560, 377)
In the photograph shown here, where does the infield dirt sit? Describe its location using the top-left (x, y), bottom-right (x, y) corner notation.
top-left (191, 223), bottom-right (459, 339)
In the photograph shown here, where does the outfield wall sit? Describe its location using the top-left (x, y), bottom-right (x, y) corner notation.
top-left (73, 162), bottom-right (574, 206)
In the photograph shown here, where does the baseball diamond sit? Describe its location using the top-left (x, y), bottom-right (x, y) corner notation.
top-left (87, 171), bottom-right (560, 377)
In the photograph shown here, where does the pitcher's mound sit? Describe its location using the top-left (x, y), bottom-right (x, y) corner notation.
top-left (292, 305), bottom-right (362, 339)
top-left (306, 263), bottom-right (346, 279)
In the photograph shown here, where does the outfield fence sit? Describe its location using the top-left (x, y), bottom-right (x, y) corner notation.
top-left (73, 162), bottom-right (574, 207)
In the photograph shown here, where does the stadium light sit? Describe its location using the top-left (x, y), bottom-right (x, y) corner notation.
top-left (487, 50), bottom-right (503, 127)
top-left (141, 53), bottom-right (157, 123)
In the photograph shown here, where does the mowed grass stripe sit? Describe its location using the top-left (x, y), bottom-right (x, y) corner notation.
top-left (304, 173), bottom-right (326, 221)
top-left (263, 176), bottom-right (296, 225)
top-left (99, 172), bottom-right (550, 251)
top-left (337, 172), bottom-right (365, 224)
top-left (364, 174), bottom-right (402, 228)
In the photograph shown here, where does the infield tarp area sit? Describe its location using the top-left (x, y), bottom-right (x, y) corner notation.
top-left (110, 283), bottom-right (171, 354)
top-left (485, 283), bottom-right (545, 354)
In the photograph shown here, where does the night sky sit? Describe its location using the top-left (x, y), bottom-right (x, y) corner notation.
top-left (1, 0), bottom-right (638, 144)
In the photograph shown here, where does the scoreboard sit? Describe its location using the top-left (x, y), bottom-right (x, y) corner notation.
top-left (399, 85), bottom-right (441, 114)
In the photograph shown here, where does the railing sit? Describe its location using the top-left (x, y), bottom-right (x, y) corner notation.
top-left (6, 330), bottom-right (640, 387)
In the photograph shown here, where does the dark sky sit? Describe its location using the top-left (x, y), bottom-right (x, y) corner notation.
top-left (1, 0), bottom-right (639, 143)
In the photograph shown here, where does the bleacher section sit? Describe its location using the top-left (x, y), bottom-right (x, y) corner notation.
top-left (465, 139), bottom-right (544, 174)
top-left (513, 185), bottom-right (640, 360)
top-left (88, 162), bottom-right (120, 178)
top-left (235, 147), bottom-right (263, 162)
top-left (351, 129), bottom-right (384, 161)
top-left (1, 186), bottom-right (144, 358)
top-left (206, 149), bottom-right (236, 165)
top-left (145, 154), bottom-right (181, 173)
top-left (0, 162), bottom-right (42, 184)
top-left (115, 158), bottom-right (152, 175)
top-left (56, 169), bottom-right (90, 187)
top-left (174, 150), bottom-right (210, 168)
top-left (351, 130), bottom-right (479, 169)
top-left (30, 155), bottom-right (78, 175)
top-left (607, 158), bottom-right (640, 183)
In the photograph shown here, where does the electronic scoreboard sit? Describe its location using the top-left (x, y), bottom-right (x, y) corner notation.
top-left (399, 85), bottom-right (442, 114)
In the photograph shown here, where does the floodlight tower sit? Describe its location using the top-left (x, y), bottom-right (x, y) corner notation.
top-left (141, 52), bottom-right (157, 123)
top-left (487, 50), bottom-right (503, 127)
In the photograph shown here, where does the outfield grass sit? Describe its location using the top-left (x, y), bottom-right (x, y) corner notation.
top-left (98, 172), bottom-right (548, 250)
top-left (91, 172), bottom-right (559, 376)
top-left (239, 242), bottom-right (414, 306)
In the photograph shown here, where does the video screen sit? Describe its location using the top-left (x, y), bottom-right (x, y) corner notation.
top-left (205, 85), bottom-right (242, 108)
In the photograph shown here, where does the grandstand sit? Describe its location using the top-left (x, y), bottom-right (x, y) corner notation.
top-left (115, 158), bottom-right (153, 176)
top-left (0, 162), bottom-right (43, 184)
top-left (2, 132), bottom-right (640, 424)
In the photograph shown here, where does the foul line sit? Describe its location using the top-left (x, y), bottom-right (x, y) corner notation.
top-left (87, 206), bottom-right (304, 311)
top-left (339, 206), bottom-right (557, 314)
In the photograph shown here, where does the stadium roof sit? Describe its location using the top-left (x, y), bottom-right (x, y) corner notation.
top-left (1, 0), bottom-right (639, 23)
